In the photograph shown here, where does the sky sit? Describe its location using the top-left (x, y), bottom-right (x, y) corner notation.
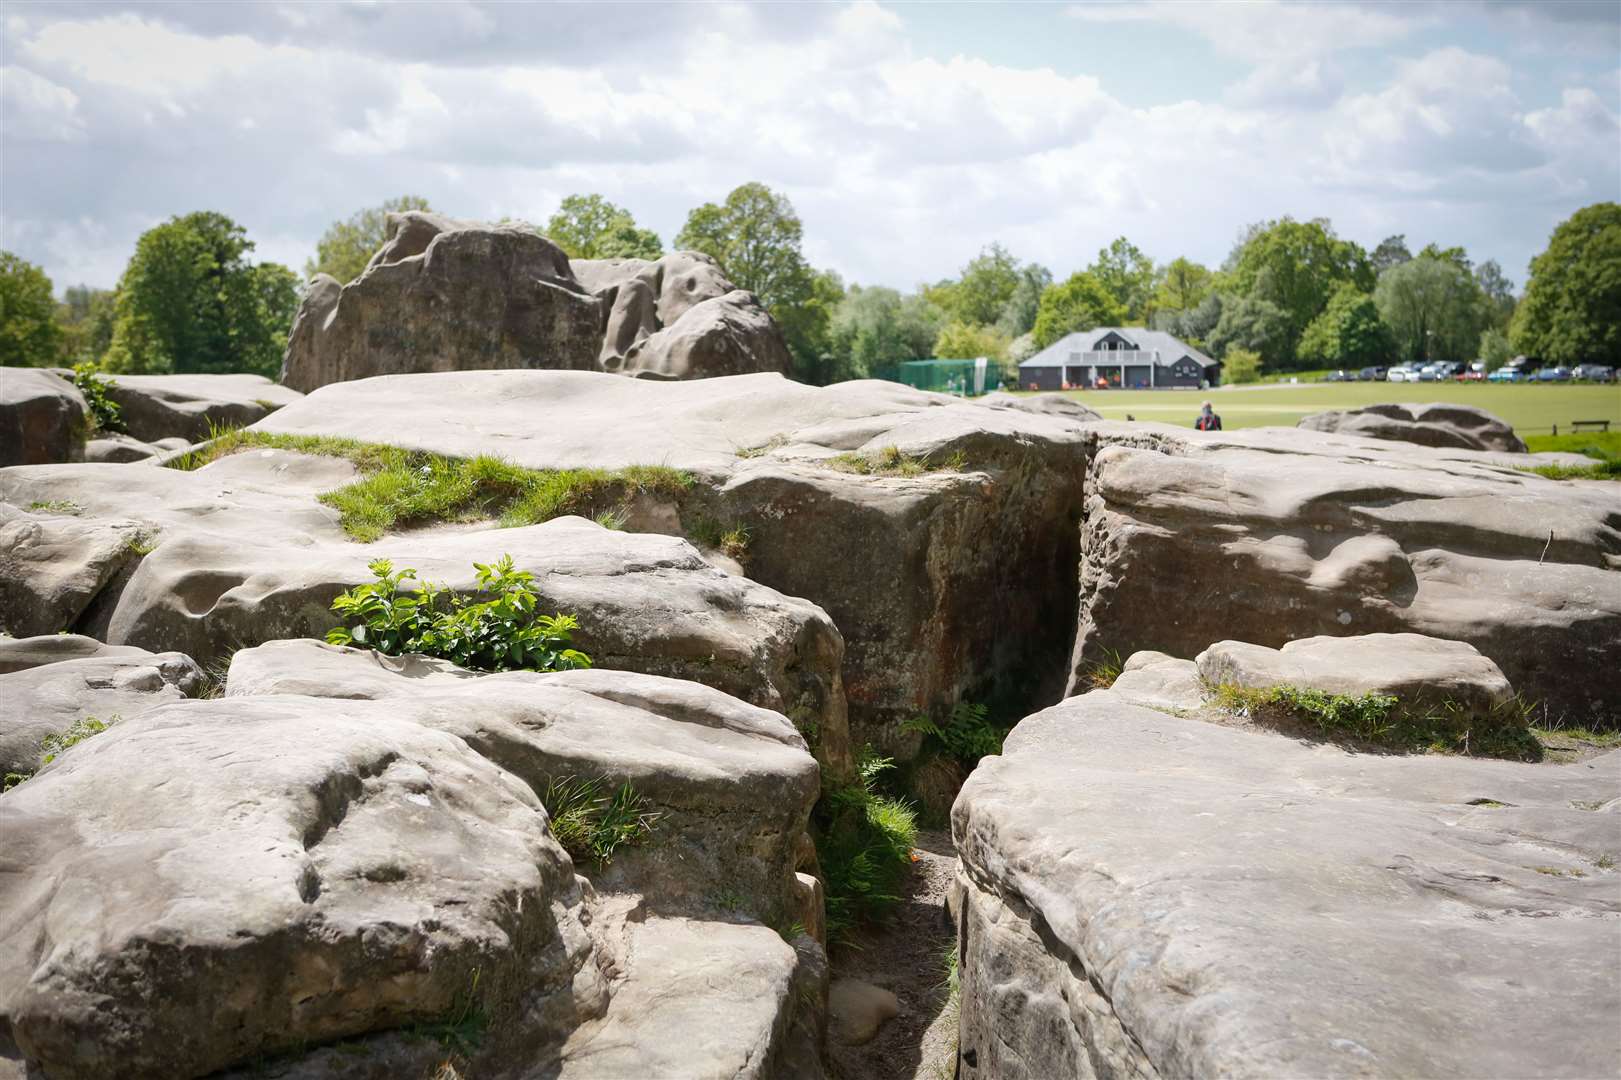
top-left (2, 0), bottom-right (1618, 296)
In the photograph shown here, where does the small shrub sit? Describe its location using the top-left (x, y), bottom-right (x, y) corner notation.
top-left (72, 363), bottom-right (124, 434)
top-left (327, 556), bottom-right (591, 673)
top-left (815, 748), bottom-right (919, 941)
top-left (542, 776), bottom-right (659, 866)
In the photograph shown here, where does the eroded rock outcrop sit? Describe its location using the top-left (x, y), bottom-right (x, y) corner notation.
top-left (250, 370), bottom-right (1097, 754)
top-left (105, 372), bottom-right (302, 442)
top-left (1068, 423), bottom-right (1621, 726)
top-left (280, 213), bottom-right (792, 392)
top-left (0, 450), bottom-right (851, 777)
top-left (951, 691), bottom-right (1621, 1079)
top-left (1299, 401), bottom-right (1528, 453)
top-left (0, 367), bottom-right (85, 467)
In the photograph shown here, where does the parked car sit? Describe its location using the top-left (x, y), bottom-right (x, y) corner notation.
top-left (1460, 361), bottom-right (1486, 381)
top-left (1415, 363), bottom-right (1442, 382)
top-left (1387, 366), bottom-right (1417, 382)
top-left (1322, 370), bottom-right (1355, 382)
top-left (1358, 366), bottom-right (1387, 381)
top-left (1487, 367), bottom-right (1524, 383)
top-left (1573, 364), bottom-right (1616, 382)
top-left (1536, 366), bottom-right (1572, 382)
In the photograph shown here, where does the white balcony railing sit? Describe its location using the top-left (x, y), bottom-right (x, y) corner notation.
top-left (1066, 350), bottom-right (1161, 366)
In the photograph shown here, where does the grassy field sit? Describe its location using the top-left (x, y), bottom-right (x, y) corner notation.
top-left (1044, 381), bottom-right (1620, 436)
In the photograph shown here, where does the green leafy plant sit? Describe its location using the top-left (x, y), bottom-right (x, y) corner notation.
top-left (542, 776), bottom-right (659, 866)
top-left (6, 714), bottom-right (122, 792)
top-left (327, 556), bottom-right (591, 673)
top-left (71, 362), bottom-right (124, 434)
top-left (26, 500), bottom-right (82, 515)
top-left (814, 748), bottom-right (919, 941)
top-left (902, 702), bottom-right (1004, 764)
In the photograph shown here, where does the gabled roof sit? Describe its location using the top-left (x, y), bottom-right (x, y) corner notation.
top-left (1019, 327), bottom-right (1216, 369)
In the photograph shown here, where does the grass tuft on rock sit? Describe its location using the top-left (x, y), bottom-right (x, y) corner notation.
top-left (1210, 683), bottom-right (1542, 761)
top-left (815, 749), bottom-right (919, 942)
top-left (826, 444), bottom-right (967, 477)
top-left (541, 776), bottom-right (660, 867)
top-left (167, 426), bottom-right (693, 542)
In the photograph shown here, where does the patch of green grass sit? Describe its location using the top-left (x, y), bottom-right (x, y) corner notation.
top-left (687, 516), bottom-right (751, 559)
top-left (1596, 854), bottom-right (1616, 870)
top-left (124, 529), bottom-right (159, 556)
top-left (735, 435), bottom-right (787, 458)
top-left (5, 714), bottom-right (122, 792)
top-left (814, 748), bottom-right (919, 942)
top-left (1517, 460), bottom-right (1621, 481)
top-left (167, 427), bottom-right (693, 543)
top-left (1210, 683), bottom-right (1542, 761)
top-left (1079, 648), bottom-right (1125, 691)
top-left (826, 444), bottom-right (967, 477)
top-left (541, 776), bottom-right (660, 867)
top-left (1531, 725), bottom-right (1621, 747)
top-left (27, 499), bottom-right (82, 515)
top-left (1530, 865), bottom-right (1586, 879)
top-left (1523, 430), bottom-right (1621, 459)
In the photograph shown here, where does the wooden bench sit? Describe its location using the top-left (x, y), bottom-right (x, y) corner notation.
top-left (1571, 420), bottom-right (1611, 433)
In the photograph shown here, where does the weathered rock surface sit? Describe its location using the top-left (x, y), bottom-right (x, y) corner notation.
top-left (1068, 422), bottom-right (1621, 726)
top-left (1107, 650), bottom-right (1203, 712)
top-left (104, 373), bottom-right (302, 442)
top-left (84, 432), bottom-right (162, 463)
top-left (827, 978), bottom-right (900, 1046)
top-left (1299, 401), bottom-right (1528, 453)
top-left (1198, 632), bottom-right (1515, 720)
top-left (0, 637), bottom-right (201, 776)
top-left (225, 640), bottom-right (822, 921)
top-left (280, 212), bottom-right (791, 392)
top-left (0, 633), bottom-right (149, 674)
top-left (977, 390), bottom-right (1102, 420)
top-left (252, 370), bottom-right (1099, 753)
top-left (0, 367), bottom-right (85, 467)
top-left (952, 691), bottom-right (1621, 1079)
top-left (0, 451), bottom-right (851, 776)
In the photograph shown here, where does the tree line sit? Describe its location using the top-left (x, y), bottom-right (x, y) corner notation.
top-left (2, 189), bottom-right (1615, 385)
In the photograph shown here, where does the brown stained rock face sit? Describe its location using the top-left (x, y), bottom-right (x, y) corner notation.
top-left (280, 214), bottom-right (791, 392)
top-left (104, 373), bottom-right (303, 442)
top-left (0, 367), bottom-right (86, 467)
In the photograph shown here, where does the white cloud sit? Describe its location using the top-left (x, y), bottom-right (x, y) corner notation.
top-left (1066, 0), bottom-right (1419, 64)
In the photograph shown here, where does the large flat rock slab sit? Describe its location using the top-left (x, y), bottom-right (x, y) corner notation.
top-left (952, 691), bottom-right (1621, 1079)
top-left (1299, 401), bottom-right (1528, 453)
top-left (1068, 421), bottom-right (1621, 726)
top-left (105, 372), bottom-right (302, 442)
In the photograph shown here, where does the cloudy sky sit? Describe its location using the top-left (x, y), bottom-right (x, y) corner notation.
top-left (3, 0), bottom-right (1618, 295)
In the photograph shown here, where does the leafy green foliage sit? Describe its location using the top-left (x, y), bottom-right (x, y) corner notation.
top-left (0, 251), bottom-right (63, 367)
top-left (56, 285), bottom-right (116, 365)
top-left (1374, 255), bottom-right (1489, 365)
top-left (933, 319), bottom-right (1011, 363)
top-left (544, 194), bottom-right (662, 260)
top-left (1296, 284), bottom-right (1394, 368)
top-left (1511, 201), bottom-right (1621, 366)
top-left (1210, 683), bottom-right (1541, 760)
top-left (1089, 236), bottom-right (1156, 322)
top-left (26, 500), bottom-right (82, 514)
top-left (1223, 216), bottom-right (1374, 368)
top-left (1208, 295), bottom-right (1291, 366)
top-left (1479, 326), bottom-right (1514, 371)
top-left (542, 776), bottom-right (660, 866)
top-left (71, 362), bottom-right (124, 433)
top-left (305, 195), bottom-right (432, 283)
top-left (827, 285), bottom-right (945, 381)
top-left (1153, 257), bottom-right (1214, 319)
top-left (1031, 270), bottom-right (1127, 348)
top-left (926, 243), bottom-right (1022, 328)
top-left (7, 713), bottom-right (122, 791)
top-left (328, 556), bottom-right (591, 673)
top-left (815, 750), bottom-right (919, 940)
top-left (902, 702), bottom-right (1004, 764)
top-left (102, 212), bottom-right (298, 377)
top-left (1221, 346), bottom-right (1264, 385)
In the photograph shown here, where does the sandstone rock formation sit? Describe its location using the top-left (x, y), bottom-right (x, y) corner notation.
top-left (952, 690), bottom-right (1621, 1079)
top-left (1298, 401), bottom-right (1528, 453)
top-left (0, 450), bottom-right (851, 778)
top-left (251, 369), bottom-right (1097, 754)
top-left (1106, 650), bottom-right (1203, 712)
top-left (280, 212), bottom-right (792, 392)
top-left (0, 636), bottom-right (201, 776)
top-left (0, 641), bottom-right (825, 1077)
top-left (1198, 632), bottom-right (1515, 721)
top-left (0, 367), bottom-right (85, 467)
top-left (105, 372), bottom-right (303, 442)
top-left (82, 432), bottom-right (190, 463)
top-left (1069, 422), bottom-right (1621, 726)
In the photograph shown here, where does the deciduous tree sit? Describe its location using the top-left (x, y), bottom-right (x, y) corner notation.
top-left (1031, 271), bottom-right (1126, 348)
top-left (933, 319), bottom-right (1011, 362)
top-left (1225, 217), bottom-right (1373, 367)
top-left (1153, 257), bottom-right (1213, 316)
top-left (1374, 256), bottom-right (1487, 365)
top-left (1510, 202), bottom-right (1621, 366)
top-left (1296, 285), bottom-right (1394, 369)
top-left (0, 252), bottom-right (63, 367)
top-left (544, 194), bottom-right (662, 260)
top-left (1090, 236), bottom-right (1156, 322)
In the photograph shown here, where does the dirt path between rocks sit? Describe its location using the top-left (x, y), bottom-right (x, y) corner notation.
top-left (827, 828), bottom-right (960, 1080)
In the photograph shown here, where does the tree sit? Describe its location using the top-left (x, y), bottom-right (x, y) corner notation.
top-left (1479, 327), bottom-right (1514, 371)
top-left (1511, 202), bottom-right (1621, 366)
top-left (1221, 346), bottom-right (1263, 385)
top-left (776, 268), bottom-right (846, 385)
top-left (0, 252), bottom-right (63, 367)
top-left (1473, 259), bottom-right (1516, 331)
top-left (827, 285), bottom-right (943, 382)
top-left (1206, 294), bottom-right (1291, 366)
top-left (933, 319), bottom-right (1011, 363)
top-left (306, 195), bottom-right (432, 283)
top-left (1030, 271), bottom-right (1127, 348)
top-left (1373, 256), bottom-right (1488, 365)
top-left (1090, 236), bottom-right (1156, 322)
top-left (927, 243), bottom-right (1021, 327)
top-left (1153, 257), bottom-right (1213, 316)
top-left (56, 285), bottom-right (117, 365)
top-left (1296, 284), bottom-right (1394, 369)
top-left (544, 194), bottom-right (662, 261)
top-left (1371, 235), bottom-right (1412, 275)
top-left (1155, 291), bottom-right (1223, 350)
top-left (1225, 217), bottom-right (1373, 367)
top-left (996, 262), bottom-right (1052, 338)
top-left (103, 212), bottom-right (298, 377)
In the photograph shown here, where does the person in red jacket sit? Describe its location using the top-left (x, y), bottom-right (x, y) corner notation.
top-left (1195, 400), bottom-right (1222, 431)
